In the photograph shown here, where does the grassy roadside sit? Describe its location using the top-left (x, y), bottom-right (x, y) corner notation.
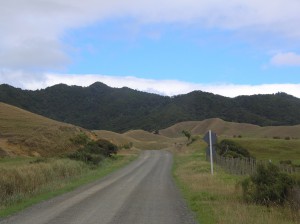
top-left (0, 151), bottom-right (138, 218)
top-left (173, 140), bottom-right (299, 224)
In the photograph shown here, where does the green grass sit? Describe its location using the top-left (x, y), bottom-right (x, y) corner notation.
top-left (173, 151), bottom-right (216, 223)
top-left (173, 140), bottom-right (300, 224)
top-left (226, 137), bottom-right (300, 164)
top-left (0, 154), bottom-right (137, 218)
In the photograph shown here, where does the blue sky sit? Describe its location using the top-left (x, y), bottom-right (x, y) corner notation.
top-left (1, 0), bottom-right (300, 97)
top-left (66, 21), bottom-right (257, 83)
top-left (65, 20), bottom-right (299, 85)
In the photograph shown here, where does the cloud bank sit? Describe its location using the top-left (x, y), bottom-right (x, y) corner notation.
top-left (1, 71), bottom-right (300, 98)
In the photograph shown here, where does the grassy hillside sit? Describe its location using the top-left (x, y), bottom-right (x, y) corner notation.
top-left (0, 102), bottom-right (92, 157)
top-left (160, 118), bottom-right (300, 139)
top-left (92, 130), bottom-right (135, 146)
top-left (0, 103), bottom-right (139, 217)
top-left (124, 130), bottom-right (173, 142)
top-left (93, 129), bottom-right (184, 150)
top-left (0, 101), bottom-right (184, 156)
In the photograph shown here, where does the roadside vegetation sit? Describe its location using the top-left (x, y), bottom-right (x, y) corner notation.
top-left (241, 163), bottom-right (294, 206)
top-left (173, 138), bottom-right (300, 224)
top-left (0, 133), bottom-right (138, 217)
top-left (0, 159), bottom-right (87, 208)
top-left (216, 139), bottom-right (254, 159)
top-left (68, 133), bottom-right (118, 165)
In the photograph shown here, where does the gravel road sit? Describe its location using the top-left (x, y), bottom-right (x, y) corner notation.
top-left (0, 150), bottom-right (197, 224)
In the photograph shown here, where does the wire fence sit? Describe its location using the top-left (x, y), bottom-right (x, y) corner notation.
top-left (206, 150), bottom-right (300, 210)
top-left (206, 152), bottom-right (300, 175)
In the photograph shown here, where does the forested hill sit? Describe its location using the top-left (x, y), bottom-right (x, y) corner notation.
top-left (1, 82), bottom-right (300, 132)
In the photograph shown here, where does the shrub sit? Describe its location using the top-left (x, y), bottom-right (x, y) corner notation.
top-left (90, 139), bottom-right (118, 157)
top-left (29, 158), bottom-right (48, 164)
top-left (68, 150), bottom-right (104, 165)
top-left (153, 130), bottom-right (159, 135)
top-left (121, 142), bottom-right (133, 149)
top-left (242, 163), bottom-right (294, 205)
top-left (182, 130), bottom-right (191, 141)
top-left (70, 132), bottom-right (89, 145)
top-left (68, 139), bottom-right (118, 165)
top-left (223, 150), bottom-right (243, 158)
top-left (187, 136), bottom-right (197, 146)
top-left (279, 160), bottom-right (292, 165)
top-left (216, 139), bottom-right (252, 159)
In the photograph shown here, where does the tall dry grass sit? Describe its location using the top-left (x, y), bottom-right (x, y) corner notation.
top-left (0, 159), bottom-right (87, 206)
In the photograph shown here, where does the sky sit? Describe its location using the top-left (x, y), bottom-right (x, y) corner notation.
top-left (1, 0), bottom-right (300, 97)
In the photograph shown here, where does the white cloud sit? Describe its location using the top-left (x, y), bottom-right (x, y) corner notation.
top-left (1, 71), bottom-right (300, 98)
top-left (270, 52), bottom-right (300, 66)
top-left (1, 0), bottom-right (300, 70)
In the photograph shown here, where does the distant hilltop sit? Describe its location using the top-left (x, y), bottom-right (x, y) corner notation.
top-left (1, 82), bottom-right (300, 132)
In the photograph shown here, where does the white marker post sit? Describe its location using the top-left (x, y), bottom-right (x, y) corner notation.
top-left (209, 130), bottom-right (214, 175)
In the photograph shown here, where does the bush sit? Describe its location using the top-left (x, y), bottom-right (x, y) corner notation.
top-left (279, 160), bottom-right (292, 165)
top-left (187, 136), bottom-right (197, 146)
top-left (29, 158), bottom-right (48, 164)
top-left (216, 139), bottom-right (252, 159)
top-left (242, 163), bottom-right (294, 205)
top-left (68, 150), bottom-right (104, 165)
top-left (87, 139), bottom-right (118, 157)
top-left (121, 142), bottom-right (133, 149)
top-left (223, 150), bottom-right (243, 158)
top-left (153, 130), bottom-right (159, 135)
top-left (182, 130), bottom-right (191, 141)
top-left (70, 132), bottom-right (89, 145)
top-left (68, 139), bottom-right (118, 165)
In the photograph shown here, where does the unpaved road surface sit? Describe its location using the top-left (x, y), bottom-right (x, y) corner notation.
top-left (0, 150), bottom-right (197, 224)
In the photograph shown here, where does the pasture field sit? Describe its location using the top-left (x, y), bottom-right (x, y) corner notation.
top-left (224, 137), bottom-right (300, 165)
top-left (173, 140), bottom-right (300, 224)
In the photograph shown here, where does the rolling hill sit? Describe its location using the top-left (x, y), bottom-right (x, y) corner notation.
top-left (1, 101), bottom-right (300, 158)
top-left (0, 102), bottom-right (93, 157)
top-left (93, 130), bottom-right (182, 150)
top-left (1, 83), bottom-right (300, 132)
top-left (0, 102), bottom-right (182, 157)
top-left (159, 118), bottom-right (300, 139)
